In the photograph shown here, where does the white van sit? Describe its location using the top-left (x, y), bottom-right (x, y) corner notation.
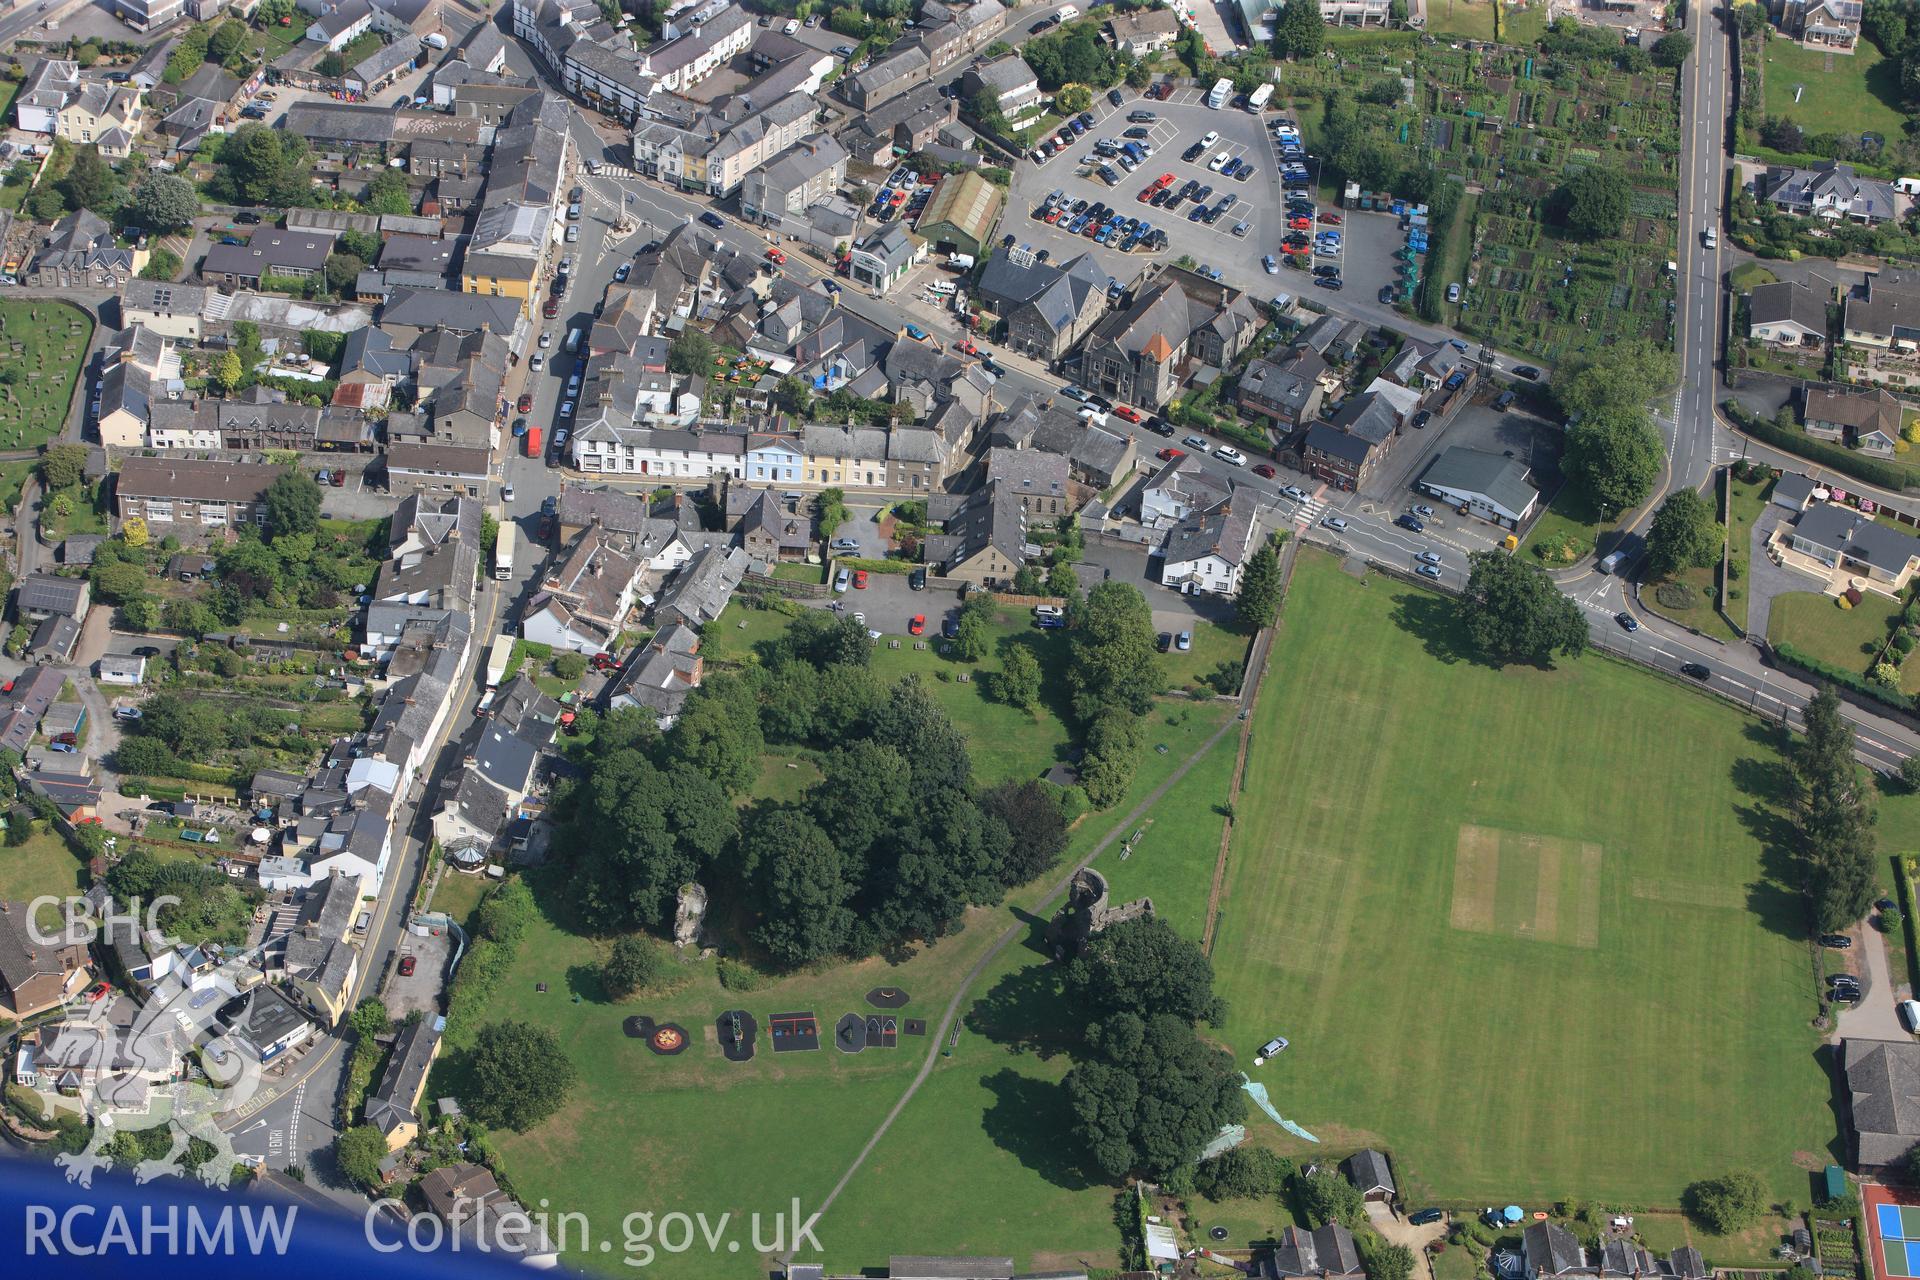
top-left (949, 252), bottom-right (976, 270)
top-left (566, 326), bottom-right (583, 353)
top-left (925, 281), bottom-right (956, 297)
top-left (1902, 1000), bottom-right (1920, 1034)
top-left (1056, 3), bottom-right (1078, 18)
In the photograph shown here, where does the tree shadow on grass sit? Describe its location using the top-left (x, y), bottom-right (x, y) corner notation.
top-left (1387, 586), bottom-right (1496, 668)
top-left (964, 952), bottom-right (1076, 1061)
top-left (1730, 723), bottom-right (1810, 942)
top-left (980, 1067), bottom-right (1096, 1191)
top-left (565, 962), bottom-right (611, 1004)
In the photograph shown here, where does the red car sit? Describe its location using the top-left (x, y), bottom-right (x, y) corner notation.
top-left (1158, 173), bottom-right (1175, 187)
top-left (1137, 186), bottom-right (1155, 203)
top-left (853, 569), bottom-right (869, 589)
top-left (1113, 405), bottom-right (1142, 423)
top-left (590, 651), bottom-right (618, 671)
top-left (1157, 447), bottom-right (1185, 461)
top-left (1318, 212), bottom-right (1343, 225)
top-left (85, 982), bottom-right (111, 1003)
top-left (1288, 216), bottom-right (1312, 230)
top-left (517, 393), bottom-right (534, 414)
top-left (398, 955), bottom-right (417, 977)
top-left (1253, 463), bottom-right (1277, 479)
top-left (543, 297), bottom-right (560, 318)
top-left (766, 247), bottom-right (787, 264)
top-left (957, 339), bottom-right (978, 355)
top-left (909, 614), bottom-right (926, 635)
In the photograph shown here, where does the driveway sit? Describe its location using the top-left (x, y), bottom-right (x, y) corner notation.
top-left (1742, 501), bottom-right (1804, 641)
top-left (1365, 1202), bottom-right (1446, 1277)
top-left (1835, 926), bottom-right (1906, 1042)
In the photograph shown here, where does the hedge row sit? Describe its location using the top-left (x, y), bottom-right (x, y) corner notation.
top-left (1721, 400), bottom-right (1915, 492)
top-left (1773, 639), bottom-right (1915, 713)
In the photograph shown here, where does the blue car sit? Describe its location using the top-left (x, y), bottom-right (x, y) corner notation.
top-left (1187, 206), bottom-right (1205, 222)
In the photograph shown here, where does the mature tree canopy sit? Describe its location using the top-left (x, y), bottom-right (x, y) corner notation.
top-left (1554, 165), bottom-right (1632, 240)
top-left (1459, 551), bottom-right (1589, 666)
top-left (1563, 406), bottom-right (1663, 516)
top-left (1646, 487), bottom-right (1721, 578)
top-left (333, 1125), bottom-right (388, 1192)
top-left (1066, 916), bottom-right (1225, 1025)
top-left (667, 330), bottom-right (714, 374)
top-left (62, 146), bottom-right (117, 211)
top-left (40, 443), bottom-right (88, 493)
top-left (1650, 31), bottom-right (1693, 67)
top-left (570, 747), bottom-right (737, 931)
top-left (1684, 1170), bottom-right (1768, 1234)
top-left (127, 175), bottom-right (199, 231)
top-left (745, 805), bottom-right (860, 966)
top-left (1238, 538), bottom-right (1282, 627)
top-left (1196, 1147), bottom-right (1293, 1202)
top-left (1274, 0), bottom-right (1324, 57)
top-left (1064, 1012), bottom-right (1246, 1179)
top-left (1299, 1167), bottom-right (1367, 1228)
top-left (362, 168), bottom-right (413, 216)
top-left (979, 779), bottom-right (1069, 886)
top-left (994, 643), bottom-right (1043, 710)
top-left (602, 936), bottom-right (663, 999)
top-left (463, 1022), bottom-right (576, 1131)
top-left (1553, 339), bottom-right (1678, 420)
top-left (262, 470), bottom-right (322, 540)
top-left (1794, 689), bottom-right (1879, 932)
top-left (1066, 581), bottom-right (1160, 721)
top-left (665, 675), bottom-right (764, 794)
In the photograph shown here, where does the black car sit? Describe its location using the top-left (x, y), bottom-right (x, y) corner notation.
top-left (909, 568), bottom-right (927, 591)
top-left (1822, 933), bottom-right (1855, 948)
top-left (1029, 18), bottom-right (1051, 32)
top-left (942, 617), bottom-right (961, 639)
top-left (1395, 514), bottom-right (1424, 533)
top-left (1108, 88), bottom-right (1125, 106)
top-left (1408, 1210), bottom-right (1445, 1227)
top-left (1680, 662), bottom-right (1710, 680)
top-left (1378, 285), bottom-right (1397, 304)
top-left (541, 495), bottom-right (559, 516)
top-left (132, 645), bottom-right (161, 658)
top-left (1313, 264), bottom-right (1340, 277)
top-left (1614, 611), bottom-right (1639, 632)
top-left (1157, 632), bottom-right (1172, 653)
top-left (1182, 142), bottom-right (1206, 163)
top-left (234, 211), bottom-right (262, 225)
top-left (1829, 972), bottom-right (1862, 988)
top-left (1411, 410), bottom-right (1432, 429)
top-left (1314, 277), bottom-right (1344, 291)
top-left (1148, 419), bottom-right (1176, 437)
top-left (1124, 127), bottom-right (1151, 139)
top-left (1830, 983), bottom-right (1863, 1004)
top-left (1512, 365), bottom-right (1543, 380)
top-left (699, 211), bottom-right (725, 229)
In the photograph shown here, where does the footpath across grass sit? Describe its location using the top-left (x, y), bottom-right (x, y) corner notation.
top-left (1210, 551), bottom-right (1839, 1208)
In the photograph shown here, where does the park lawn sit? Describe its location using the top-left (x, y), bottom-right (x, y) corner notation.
top-left (706, 599), bottom-right (1083, 786)
top-left (0, 828), bottom-right (87, 904)
top-left (445, 873), bottom-right (1013, 1278)
top-left (1631, 1208), bottom-right (1801, 1269)
top-left (1520, 480), bottom-right (1617, 566)
top-left (1764, 38), bottom-right (1907, 142)
top-left (1642, 567), bottom-right (1737, 643)
top-left (1727, 472), bottom-right (1770, 631)
top-left (1209, 551), bottom-right (1838, 1208)
top-left (1435, 191), bottom-right (1480, 323)
top-left (750, 750), bottom-right (824, 804)
top-left (814, 708), bottom-right (1238, 1272)
top-left (1156, 620), bottom-right (1255, 696)
top-left (427, 869), bottom-right (491, 932)
top-left (1768, 589), bottom-right (1899, 675)
top-left (1422, 0), bottom-right (1499, 41)
top-left (0, 300), bottom-right (92, 452)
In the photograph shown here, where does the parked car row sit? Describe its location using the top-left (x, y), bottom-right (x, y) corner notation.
top-left (1031, 192), bottom-right (1170, 253)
